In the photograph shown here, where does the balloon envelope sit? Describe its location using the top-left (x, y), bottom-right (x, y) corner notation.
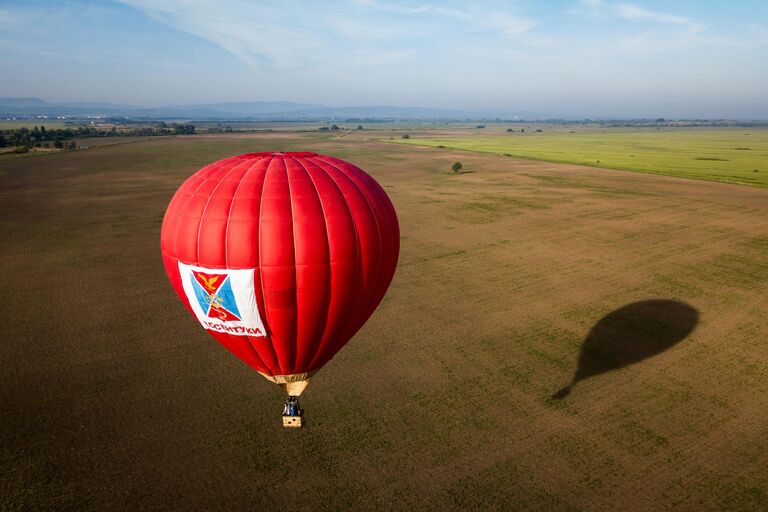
top-left (161, 152), bottom-right (399, 388)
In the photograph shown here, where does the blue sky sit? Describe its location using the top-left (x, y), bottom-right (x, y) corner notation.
top-left (1, 0), bottom-right (766, 117)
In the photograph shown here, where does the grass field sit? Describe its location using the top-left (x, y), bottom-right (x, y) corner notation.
top-left (2, 131), bottom-right (768, 510)
top-left (0, 137), bottom-right (162, 163)
top-left (392, 127), bottom-right (768, 188)
top-left (0, 120), bottom-right (73, 130)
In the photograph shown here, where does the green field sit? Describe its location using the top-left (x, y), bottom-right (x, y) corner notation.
top-left (0, 120), bottom-right (73, 129)
top-left (392, 128), bottom-right (768, 187)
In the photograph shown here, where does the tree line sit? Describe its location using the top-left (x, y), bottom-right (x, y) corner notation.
top-left (0, 123), bottom-right (195, 149)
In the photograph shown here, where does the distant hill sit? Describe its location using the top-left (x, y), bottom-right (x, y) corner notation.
top-left (0, 97), bottom-right (49, 107)
top-left (57, 101), bottom-right (139, 109)
top-left (0, 97), bottom-right (551, 121)
top-left (173, 101), bottom-right (323, 115)
top-left (283, 105), bottom-right (482, 119)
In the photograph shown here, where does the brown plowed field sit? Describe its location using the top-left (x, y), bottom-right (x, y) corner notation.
top-left (2, 132), bottom-right (767, 511)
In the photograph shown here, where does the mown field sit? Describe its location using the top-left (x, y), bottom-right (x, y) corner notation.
top-left (392, 127), bottom-right (768, 187)
top-left (0, 120), bottom-right (73, 130)
top-left (2, 130), bottom-right (768, 511)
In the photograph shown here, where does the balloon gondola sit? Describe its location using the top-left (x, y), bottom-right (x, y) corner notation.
top-left (161, 152), bottom-right (399, 427)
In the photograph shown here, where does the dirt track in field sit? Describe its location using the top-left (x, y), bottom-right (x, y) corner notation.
top-left (2, 132), bottom-right (768, 511)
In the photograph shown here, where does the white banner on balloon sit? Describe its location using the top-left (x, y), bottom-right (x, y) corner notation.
top-left (178, 262), bottom-right (266, 337)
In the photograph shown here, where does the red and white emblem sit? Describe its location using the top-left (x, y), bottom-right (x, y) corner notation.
top-left (178, 262), bottom-right (266, 337)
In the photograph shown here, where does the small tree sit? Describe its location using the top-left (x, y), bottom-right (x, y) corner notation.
top-left (401, 134), bottom-right (410, 139)
top-left (452, 162), bottom-right (463, 173)
top-left (357, 125), bottom-right (363, 130)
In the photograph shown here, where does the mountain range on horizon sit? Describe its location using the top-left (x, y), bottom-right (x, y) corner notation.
top-left (0, 97), bottom-right (571, 122)
top-left (2, 98), bottom-right (764, 122)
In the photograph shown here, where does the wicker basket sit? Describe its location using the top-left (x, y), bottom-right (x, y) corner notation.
top-left (282, 412), bottom-right (304, 428)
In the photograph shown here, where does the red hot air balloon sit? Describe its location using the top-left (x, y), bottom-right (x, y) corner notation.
top-left (160, 152), bottom-right (399, 425)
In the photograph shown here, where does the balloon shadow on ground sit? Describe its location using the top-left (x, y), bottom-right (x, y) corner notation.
top-left (552, 299), bottom-right (699, 400)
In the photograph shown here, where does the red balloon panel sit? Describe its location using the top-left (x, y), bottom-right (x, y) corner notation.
top-left (161, 152), bottom-right (399, 378)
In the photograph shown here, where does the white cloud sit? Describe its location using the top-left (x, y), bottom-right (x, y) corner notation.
top-left (466, 10), bottom-right (536, 35)
top-left (115, 0), bottom-right (537, 70)
top-left (114, 1), bottom-right (321, 67)
top-left (614, 3), bottom-right (703, 32)
top-left (579, 0), bottom-right (604, 9)
top-left (577, 1), bottom-right (704, 33)
top-left (571, 0), bottom-right (714, 52)
top-left (351, 0), bottom-right (430, 16)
